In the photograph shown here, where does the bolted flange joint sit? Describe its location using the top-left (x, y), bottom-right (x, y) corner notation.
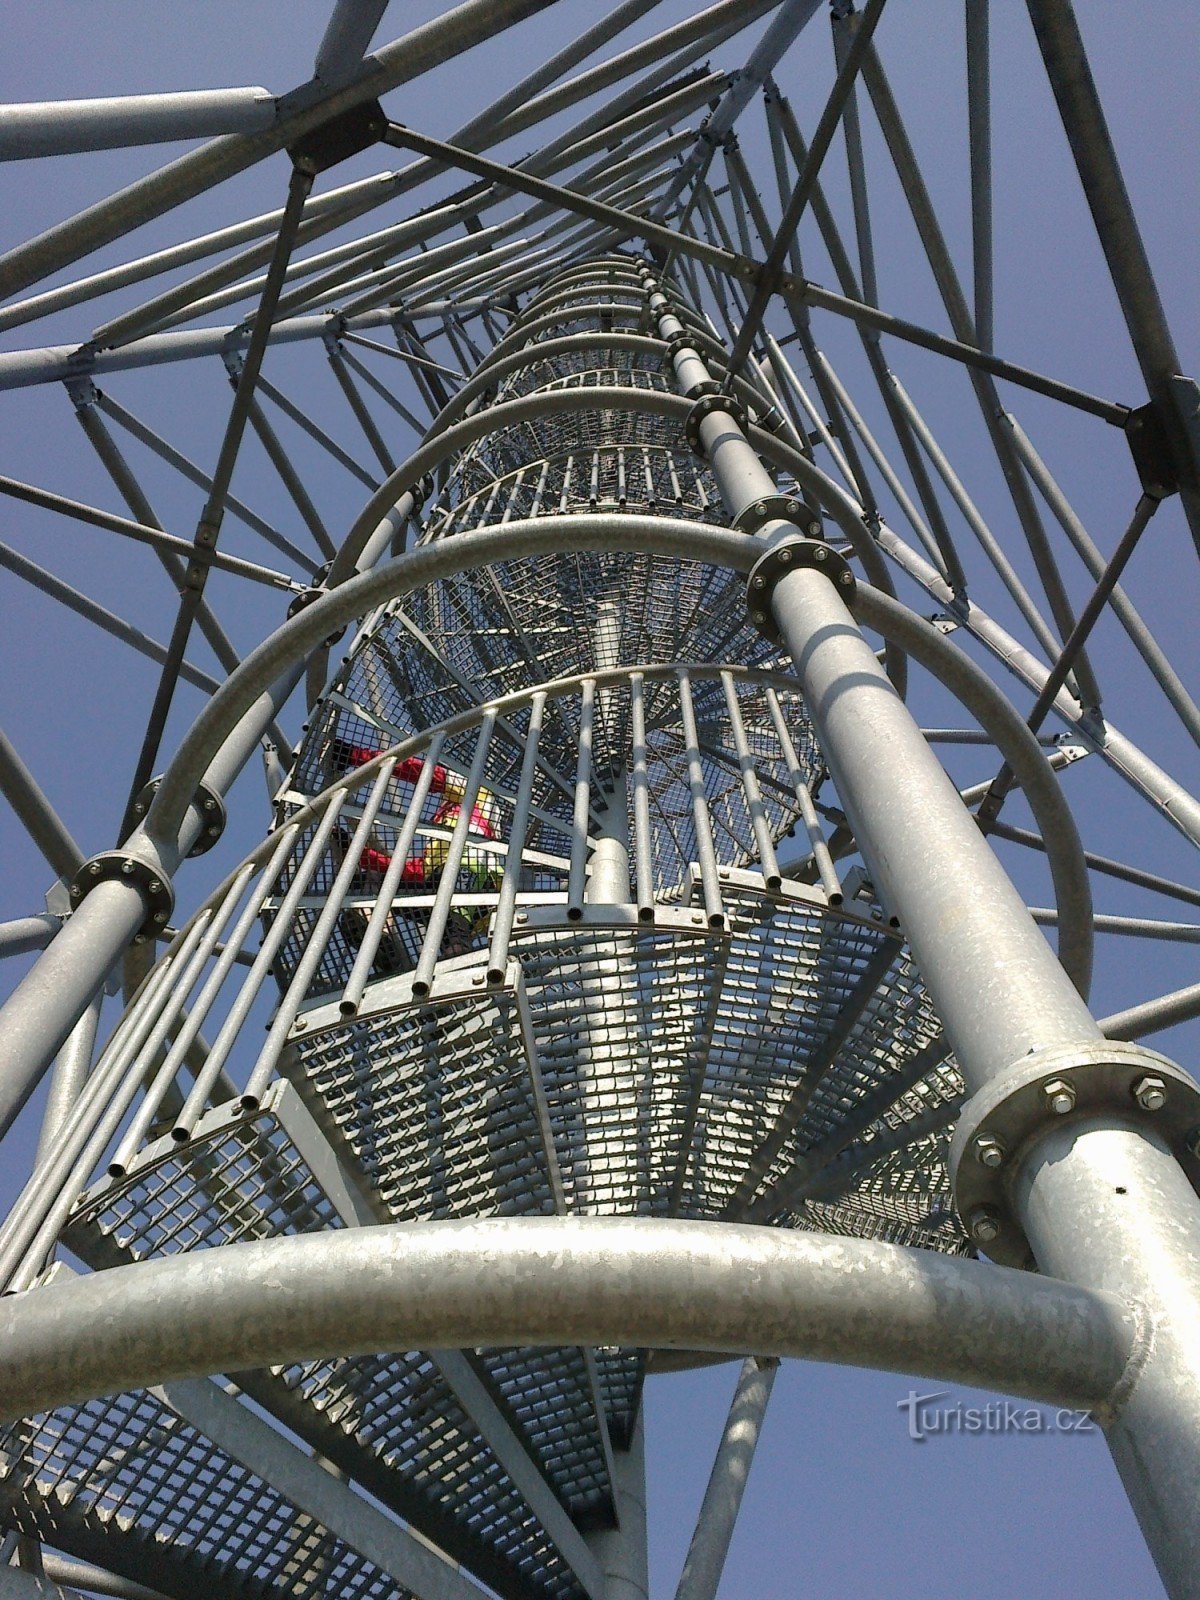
top-left (68, 851), bottom-right (175, 943)
top-left (950, 1039), bottom-right (1200, 1267)
top-left (287, 558), bottom-right (346, 646)
top-left (684, 390), bottom-right (748, 455)
top-left (745, 538), bottom-right (856, 642)
top-left (733, 493), bottom-right (823, 541)
top-left (662, 330), bottom-right (700, 366)
top-left (131, 776), bottom-right (226, 858)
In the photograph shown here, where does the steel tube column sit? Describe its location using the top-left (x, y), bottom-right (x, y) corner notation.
top-left (639, 258), bottom-right (1200, 1599)
top-left (640, 259), bottom-right (1099, 1079)
top-left (1017, 1127), bottom-right (1200, 1600)
top-left (588, 1413), bottom-right (648, 1600)
top-left (771, 565), bottom-right (1101, 1084)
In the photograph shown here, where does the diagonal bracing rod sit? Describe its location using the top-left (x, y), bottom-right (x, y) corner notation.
top-left (673, 1356), bottom-right (779, 1600)
top-left (723, 0), bottom-right (888, 383)
top-left (118, 164), bottom-right (313, 836)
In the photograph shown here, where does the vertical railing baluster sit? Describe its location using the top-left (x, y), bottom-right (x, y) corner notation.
top-left (677, 669), bottom-right (725, 927)
top-left (721, 671), bottom-right (782, 890)
top-left (765, 686), bottom-right (842, 904)
top-left (488, 693), bottom-right (546, 982)
top-left (567, 679), bottom-right (596, 921)
top-left (412, 711), bottom-right (498, 996)
top-left (629, 672), bottom-right (655, 922)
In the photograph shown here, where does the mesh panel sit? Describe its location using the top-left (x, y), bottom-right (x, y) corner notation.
top-left (66, 1110), bottom-right (340, 1260)
top-left (478, 1348), bottom-right (612, 1522)
top-left (287, 987), bottom-right (557, 1222)
top-left (0, 1392), bottom-right (409, 1600)
top-left (269, 1351), bottom-right (583, 1600)
top-left (61, 1110), bottom-right (590, 1600)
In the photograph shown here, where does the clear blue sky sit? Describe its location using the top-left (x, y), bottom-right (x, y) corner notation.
top-left (2, 4), bottom-right (1198, 1596)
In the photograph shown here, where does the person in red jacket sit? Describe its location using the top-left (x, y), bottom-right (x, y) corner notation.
top-left (328, 735), bottom-right (500, 970)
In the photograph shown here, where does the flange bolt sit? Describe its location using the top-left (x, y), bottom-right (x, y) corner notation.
top-left (974, 1135), bottom-right (1005, 1169)
top-left (968, 1205), bottom-right (1002, 1244)
top-left (1133, 1075), bottom-right (1167, 1112)
top-left (1042, 1078), bottom-right (1076, 1115)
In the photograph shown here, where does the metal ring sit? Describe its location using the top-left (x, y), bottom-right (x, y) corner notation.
top-left (949, 1040), bottom-right (1200, 1266)
top-left (745, 539), bottom-right (855, 642)
top-left (733, 493), bottom-right (823, 541)
top-left (68, 851), bottom-right (175, 942)
top-left (684, 391), bottom-right (748, 455)
top-left (132, 776), bottom-right (227, 859)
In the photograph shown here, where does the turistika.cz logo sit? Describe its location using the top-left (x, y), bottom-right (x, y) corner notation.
top-left (897, 1390), bottom-right (1095, 1442)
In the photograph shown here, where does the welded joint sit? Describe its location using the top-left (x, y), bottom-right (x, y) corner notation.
top-left (1096, 1293), bottom-right (1157, 1431)
top-left (63, 374), bottom-right (100, 411)
top-left (131, 775), bottom-right (226, 859)
top-left (950, 1040), bottom-right (1200, 1268)
top-left (67, 851), bottom-right (174, 941)
top-left (746, 539), bottom-right (855, 642)
top-left (321, 319), bottom-right (348, 359)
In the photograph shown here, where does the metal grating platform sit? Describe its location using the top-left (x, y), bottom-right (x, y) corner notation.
top-left (62, 1092), bottom-right (597, 1600)
top-left (0, 1388), bottom-right (411, 1600)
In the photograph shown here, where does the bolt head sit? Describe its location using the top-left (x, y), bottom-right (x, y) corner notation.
top-left (787, 499), bottom-right (800, 514)
top-left (838, 570), bottom-right (854, 587)
top-left (751, 610), bottom-right (766, 625)
top-left (808, 520), bottom-right (822, 536)
top-left (754, 501), bottom-right (767, 516)
top-left (751, 575), bottom-right (765, 589)
top-left (293, 1018), bottom-right (307, 1032)
top-left (149, 880), bottom-right (162, 894)
top-left (515, 912), bottom-right (527, 925)
top-left (1043, 1078), bottom-right (1076, 1115)
top-left (778, 548), bottom-right (792, 564)
top-left (1133, 1074), bottom-right (1168, 1112)
top-left (121, 861), bottom-right (135, 876)
top-left (89, 862), bottom-right (101, 876)
top-left (974, 1135), bottom-right (1005, 1170)
top-left (969, 1205), bottom-right (1002, 1244)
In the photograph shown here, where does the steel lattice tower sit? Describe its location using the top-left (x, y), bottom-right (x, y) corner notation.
top-left (1, 5), bottom-right (1199, 1599)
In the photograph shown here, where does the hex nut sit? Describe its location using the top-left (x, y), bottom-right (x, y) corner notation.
top-left (1042, 1078), bottom-right (1076, 1115)
top-left (1133, 1074), bottom-right (1168, 1112)
top-left (969, 1205), bottom-right (1002, 1244)
top-left (974, 1135), bottom-right (1005, 1170)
